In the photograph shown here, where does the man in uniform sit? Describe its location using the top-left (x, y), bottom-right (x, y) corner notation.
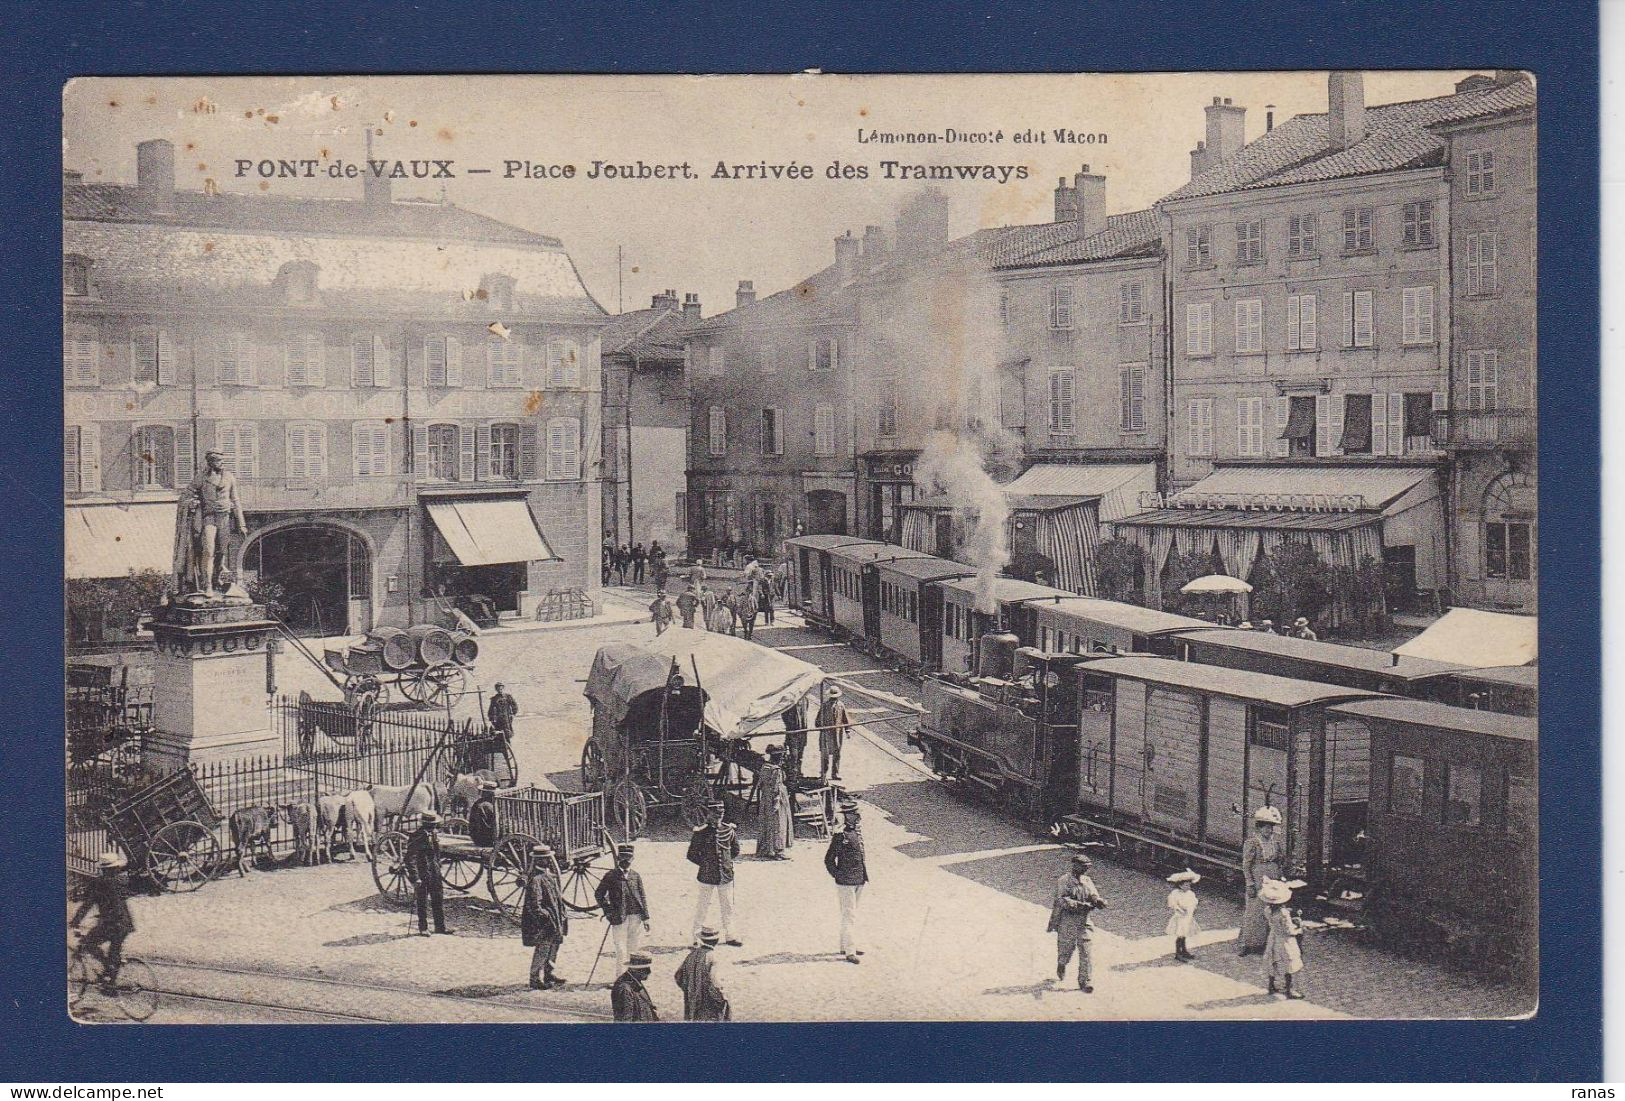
top-left (468, 780), bottom-right (499, 848)
top-left (522, 843), bottom-right (569, 988)
top-left (71, 852), bottom-right (135, 990)
top-left (817, 684), bottom-right (852, 782)
top-left (594, 843), bottom-right (652, 974)
top-left (488, 683), bottom-right (519, 745)
top-left (1047, 852), bottom-right (1107, 992)
top-left (824, 798), bottom-right (869, 963)
top-left (688, 800), bottom-right (743, 947)
top-left (174, 448), bottom-right (247, 596)
top-left (674, 927), bottom-right (731, 1021)
top-left (405, 811), bottom-right (451, 936)
top-left (611, 952), bottom-right (659, 1021)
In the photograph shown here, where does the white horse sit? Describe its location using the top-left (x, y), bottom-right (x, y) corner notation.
top-left (340, 788), bottom-right (377, 860)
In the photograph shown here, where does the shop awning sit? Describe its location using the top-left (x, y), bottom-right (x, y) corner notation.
top-left (426, 498), bottom-right (558, 567)
top-left (1170, 465), bottom-right (1439, 514)
top-left (66, 500), bottom-right (176, 580)
top-left (1393, 608), bottom-right (1537, 668)
top-left (1003, 463), bottom-right (1158, 523)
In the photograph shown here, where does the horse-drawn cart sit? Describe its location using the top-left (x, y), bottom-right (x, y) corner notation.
top-left (96, 768), bottom-right (223, 892)
top-left (369, 785), bottom-right (616, 921)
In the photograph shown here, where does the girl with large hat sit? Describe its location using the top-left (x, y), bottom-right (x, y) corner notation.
top-left (1259, 878), bottom-right (1306, 999)
top-left (1238, 805), bottom-right (1284, 955)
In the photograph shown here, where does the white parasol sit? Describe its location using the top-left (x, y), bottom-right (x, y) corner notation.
top-left (1180, 574), bottom-right (1253, 595)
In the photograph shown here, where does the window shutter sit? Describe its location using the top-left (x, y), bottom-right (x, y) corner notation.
top-left (1371, 393), bottom-right (1389, 455)
top-left (154, 330), bottom-right (175, 385)
top-left (546, 419), bottom-right (564, 479)
top-left (81, 427), bottom-right (102, 492)
top-left (252, 339), bottom-right (276, 387)
top-left (1187, 401), bottom-right (1202, 456)
top-left (476, 424), bottom-right (491, 481)
top-left (241, 425), bottom-right (259, 478)
top-left (372, 336), bottom-right (391, 388)
top-left (562, 419), bottom-right (581, 479)
top-left (1387, 393), bottom-right (1404, 454)
top-left (175, 423), bottom-right (195, 482)
top-left (311, 423), bottom-right (328, 478)
top-left (412, 422), bottom-right (428, 475)
top-left (287, 338), bottom-right (308, 387)
top-left (807, 339), bottom-right (818, 371)
top-left (1356, 292), bottom-right (1374, 346)
top-left (1315, 394), bottom-right (1330, 456)
top-left (1287, 296), bottom-right (1301, 350)
top-left (288, 424), bottom-right (307, 479)
top-left (351, 336), bottom-right (370, 388)
top-left (1329, 394), bottom-right (1344, 456)
top-left (1237, 399), bottom-right (1249, 456)
top-left (1418, 286), bottom-right (1435, 343)
top-left (1273, 396), bottom-right (1290, 457)
top-left (459, 424), bottom-right (476, 481)
top-left (1300, 294), bottom-right (1317, 350)
top-left (1341, 293), bottom-right (1353, 348)
top-left (426, 337), bottom-right (447, 387)
top-left (445, 337), bottom-right (462, 387)
top-left (520, 422), bottom-right (538, 480)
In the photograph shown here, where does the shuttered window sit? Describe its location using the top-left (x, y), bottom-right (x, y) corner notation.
top-left (1118, 281), bottom-right (1144, 324)
top-left (286, 333), bottom-right (325, 387)
top-left (352, 334), bottom-right (390, 388)
top-left (425, 423), bottom-right (460, 481)
top-left (545, 417), bottom-right (581, 480)
top-left (65, 327), bottom-right (99, 386)
top-left (547, 338), bottom-right (582, 388)
top-left (1466, 150), bottom-right (1495, 195)
top-left (814, 404), bottom-right (837, 456)
top-left (1234, 298), bottom-right (1263, 353)
top-left (65, 425), bottom-right (101, 493)
top-left (1235, 220), bottom-right (1263, 263)
top-left (1286, 294), bottom-right (1317, 350)
top-left (1401, 285), bottom-right (1436, 344)
top-left (216, 331), bottom-right (255, 386)
top-left (1237, 397), bottom-right (1264, 457)
top-left (808, 338), bottom-right (838, 371)
top-left (878, 375), bottom-right (899, 438)
top-left (1047, 369), bottom-right (1076, 434)
top-left (1048, 285), bottom-right (1075, 330)
top-left (1187, 398), bottom-right (1214, 457)
top-left (425, 336), bottom-right (462, 387)
top-left (1342, 207), bottom-right (1374, 251)
top-left (1342, 290), bottom-right (1375, 347)
top-left (1466, 350), bottom-right (1500, 411)
top-left (1466, 232), bottom-right (1499, 295)
top-left (488, 422), bottom-right (520, 479)
top-left (1118, 365), bottom-right (1146, 432)
top-left (708, 407), bottom-right (727, 456)
top-left (1185, 302), bottom-right (1212, 355)
top-left (761, 407), bottom-right (784, 456)
top-left (1185, 225), bottom-right (1211, 265)
top-left (1403, 200), bottom-right (1435, 246)
top-left (1287, 213), bottom-right (1317, 256)
top-left (352, 422), bottom-right (390, 477)
top-left (488, 335), bottom-right (522, 387)
top-left (285, 422), bottom-right (328, 479)
top-left (134, 424), bottom-right (176, 488)
top-left (215, 422), bottom-right (259, 478)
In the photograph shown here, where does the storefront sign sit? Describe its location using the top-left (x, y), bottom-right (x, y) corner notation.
top-left (1138, 490), bottom-right (1368, 513)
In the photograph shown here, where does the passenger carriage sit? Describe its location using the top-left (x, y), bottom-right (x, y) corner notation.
top-left (935, 575), bottom-right (1072, 676)
top-left (1330, 696), bottom-right (1537, 976)
top-left (823, 542), bottom-right (933, 651)
top-left (874, 557), bottom-right (974, 672)
top-left (1172, 627), bottom-right (1466, 698)
top-left (784, 535), bottom-right (879, 631)
top-left (1031, 596), bottom-right (1208, 657)
top-left (1410, 664), bottom-right (1537, 717)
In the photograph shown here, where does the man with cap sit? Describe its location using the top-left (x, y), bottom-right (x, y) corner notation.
top-left (816, 683), bottom-right (852, 782)
top-left (1291, 616), bottom-right (1318, 641)
top-left (674, 927), bottom-right (731, 1021)
top-left (824, 797), bottom-right (869, 963)
top-left (468, 780), bottom-right (499, 848)
top-left (71, 852), bottom-right (135, 990)
top-left (611, 952), bottom-right (659, 1021)
top-left (522, 843), bottom-right (569, 988)
top-left (1047, 852), bottom-right (1107, 992)
top-left (1239, 805), bottom-right (1285, 956)
top-left (488, 683), bottom-right (520, 745)
top-left (594, 843), bottom-right (652, 974)
top-left (687, 800), bottom-right (743, 947)
top-left (405, 811), bottom-right (451, 936)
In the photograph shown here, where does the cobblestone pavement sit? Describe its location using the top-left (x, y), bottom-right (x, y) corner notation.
top-left (133, 609), bottom-right (1533, 1023)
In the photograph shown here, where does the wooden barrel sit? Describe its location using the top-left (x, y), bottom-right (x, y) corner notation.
top-left (406, 624), bottom-right (455, 667)
top-left (367, 627), bottom-right (416, 671)
top-left (451, 632), bottom-right (479, 666)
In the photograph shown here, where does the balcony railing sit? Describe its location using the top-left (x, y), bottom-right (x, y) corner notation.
top-left (1432, 408), bottom-right (1536, 450)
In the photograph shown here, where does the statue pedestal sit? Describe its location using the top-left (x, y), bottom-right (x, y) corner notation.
top-left (145, 600), bottom-right (281, 772)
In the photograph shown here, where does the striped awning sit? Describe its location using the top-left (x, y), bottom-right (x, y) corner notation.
top-left (66, 500), bottom-right (176, 580)
top-left (426, 498), bottom-right (558, 567)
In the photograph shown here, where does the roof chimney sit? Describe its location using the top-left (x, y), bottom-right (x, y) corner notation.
top-left (1189, 140), bottom-right (1209, 181)
top-left (1054, 176), bottom-right (1078, 222)
top-left (651, 288), bottom-right (679, 311)
top-left (1071, 164), bottom-right (1106, 237)
top-left (682, 293), bottom-right (702, 321)
top-left (136, 139), bottom-right (175, 212)
top-left (1327, 71), bottom-right (1366, 151)
top-left (1266, 104), bottom-right (1276, 132)
top-left (861, 224), bottom-right (889, 268)
top-left (1204, 96), bottom-right (1246, 167)
top-left (736, 280), bottom-right (756, 308)
top-left (363, 128), bottom-right (392, 208)
top-left (834, 230), bottom-right (861, 284)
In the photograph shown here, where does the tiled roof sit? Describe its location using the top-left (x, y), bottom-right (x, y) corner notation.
top-left (992, 209), bottom-right (1162, 268)
top-left (1161, 77), bottom-right (1536, 203)
top-left (684, 263), bottom-right (858, 334)
top-left (600, 305), bottom-right (687, 361)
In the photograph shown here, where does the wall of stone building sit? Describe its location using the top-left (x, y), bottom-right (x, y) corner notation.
top-left (1165, 170), bottom-right (1450, 488)
top-left (631, 426), bottom-right (688, 553)
top-left (685, 472), bottom-right (818, 557)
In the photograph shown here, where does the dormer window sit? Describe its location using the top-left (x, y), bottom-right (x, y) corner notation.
top-left (63, 255), bottom-right (90, 297)
top-left (277, 260), bottom-right (320, 304)
top-left (479, 273), bottom-right (517, 312)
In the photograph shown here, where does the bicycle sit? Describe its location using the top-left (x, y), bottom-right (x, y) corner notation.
top-left (68, 934), bottom-right (158, 1021)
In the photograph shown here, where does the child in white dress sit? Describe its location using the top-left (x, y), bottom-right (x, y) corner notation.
top-left (1165, 869), bottom-right (1201, 961)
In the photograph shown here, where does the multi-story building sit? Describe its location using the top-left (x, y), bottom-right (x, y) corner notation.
top-left (64, 138), bottom-right (606, 636)
top-left (1431, 79), bottom-right (1537, 613)
top-left (1114, 72), bottom-right (1535, 618)
top-left (600, 290), bottom-right (694, 555)
top-left (681, 256), bottom-right (861, 557)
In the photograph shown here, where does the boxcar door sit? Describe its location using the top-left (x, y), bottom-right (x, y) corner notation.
top-left (861, 565), bottom-right (881, 644)
top-left (1142, 686), bottom-right (1204, 839)
top-left (1074, 669), bottom-right (1115, 816)
top-left (1111, 677), bottom-right (1150, 822)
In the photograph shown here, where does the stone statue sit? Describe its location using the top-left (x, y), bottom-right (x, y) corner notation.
top-left (172, 449), bottom-right (249, 601)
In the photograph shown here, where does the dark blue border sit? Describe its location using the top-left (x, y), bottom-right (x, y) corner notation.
top-left (1, 0), bottom-right (1599, 1082)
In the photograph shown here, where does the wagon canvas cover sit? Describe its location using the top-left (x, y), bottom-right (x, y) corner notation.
top-left (584, 629), bottom-right (825, 738)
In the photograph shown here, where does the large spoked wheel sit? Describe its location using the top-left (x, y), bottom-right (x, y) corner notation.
top-left (113, 957), bottom-right (159, 1021)
top-left (560, 832), bottom-right (616, 914)
top-left (370, 830), bottom-right (416, 905)
top-left (68, 951), bottom-right (93, 1010)
top-left (607, 779), bottom-right (648, 841)
top-left (407, 663), bottom-right (466, 708)
top-left (146, 820), bottom-right (218, 892)
top-left (436, 821), bottom-right (484, 892)
top-left (488, 832), bottom-right (541, 924)
top-left (580, 738), bottom-right (609, 792)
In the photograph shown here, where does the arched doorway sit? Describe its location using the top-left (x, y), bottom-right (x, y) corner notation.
top-left (1482, 470), bottom-right (1537, 608)
top-left (244, 523), bottom-right (371, 636)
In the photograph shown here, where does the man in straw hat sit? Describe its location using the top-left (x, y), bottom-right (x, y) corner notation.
top-left (595, 843), bottom-right (652, 974)
top-left (1239, 805), bottom-right (1285, 955)
top-left (824, 796), bottom-right (870, 963)
top-left (1165, 869), bottom-right (1202, 961)
top-left (674, 927), bottom-right (731, 1020)
top-left (1291, 616), bottom-right (1318, 641)
top-left (71, 851), bottom-right (135, 991)
top-left (611, 952), bottom-right (659, 1022)
top-left (522, 842), bottom-right (569, 989)
top-left (468, 779), bottom-right (499, 848)
top-left (405, 811), bottom-right (451, 936)
top-left (1259, 878), bottom-right (1306, 999)
top-left (1047, 852), bottom-right (1107, 992)
top-left (817, 683), bottom-right (852, 782)
top-left (687, 800), bottom-right (743, 947)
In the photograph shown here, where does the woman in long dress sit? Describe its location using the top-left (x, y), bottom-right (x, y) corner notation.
top-left (755, 747), bottom-right (794, 859)
top-left (1238, 806), bottom-right (1284, 955)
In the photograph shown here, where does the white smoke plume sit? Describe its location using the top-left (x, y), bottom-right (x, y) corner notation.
top-left (914, 430), bottom-right (1009, 613)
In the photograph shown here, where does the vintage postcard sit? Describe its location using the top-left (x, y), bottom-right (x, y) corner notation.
top-left (63, 72), bottom-right (1537, 1024)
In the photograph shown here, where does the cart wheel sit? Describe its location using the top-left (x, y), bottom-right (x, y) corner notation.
top-left (68, 951), bottom-right (93, 1010)
top-left (580, 738), bottom-right (608, 791)
top-left (561, 846), bottom-right (613, 914)
top-left (420, 663), bottom-right (466, 708)
top-left (488, 832), bottom-right (541, 923)
top-left (398, 671), bottom-right (426, 706)
top-left (438, 821), bottom-right (483, 892)
top-left (147, 820), bottom-right (218, 892)
top-left (114, 958), bottom-right (159, 1022)
top-left (370, 830), bottom-right (415, 905)
top-left (607, 779), bottom-right (648, 841)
